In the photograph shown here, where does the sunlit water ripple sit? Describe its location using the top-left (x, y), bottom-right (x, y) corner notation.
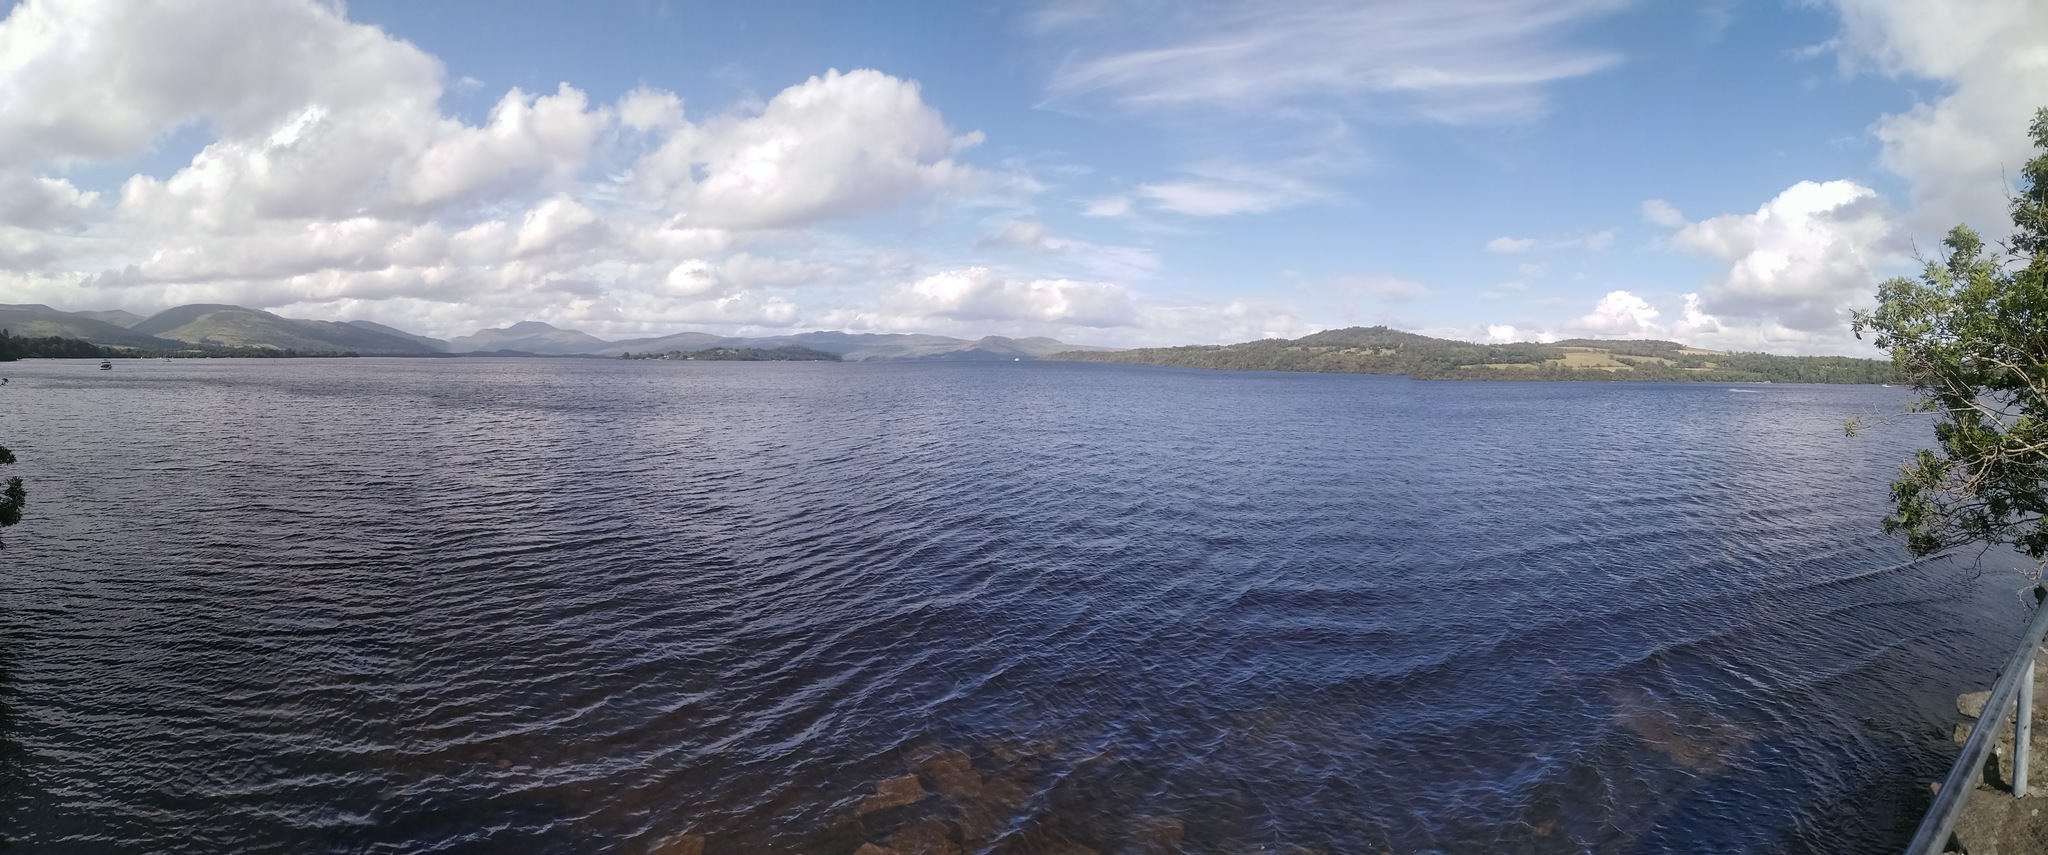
top-left (0, 357), bottom-right (2036, 853)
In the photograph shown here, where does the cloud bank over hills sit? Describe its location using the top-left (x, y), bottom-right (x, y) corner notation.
top-left (0, 0), bottom-right (1084, 341)
top-left (0, 0), bottom-right (2041, 356)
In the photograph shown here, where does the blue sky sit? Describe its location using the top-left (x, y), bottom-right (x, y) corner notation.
top-left (1, 0), bottom-right (2043, 354)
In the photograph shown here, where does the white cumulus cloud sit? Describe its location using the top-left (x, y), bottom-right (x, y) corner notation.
top-left (0, 175), bottom-right (97, 229)
top-left (1484, 323), bottom-right (1558, 344)
top-left (1641, 199), bottom-right (1685, 227)
top-left (99, 68), bottom-right (610, 231)
top-left (0, 2), bottom-right (1037, 339)
top-left (1818, 0), bottom-right (2048, 234)
top-left (0, 0), bottom-right (442, 168)
top-left (1569, 290), bottom-right (1663, 337)
top-left (1670, 179), bottom-right (1900, 332)
top-left (630, 69), bottom-right (984, 230)
top-left (886, 267), bottom-right (1139, 327)
top-left (617, 87), bottom-right (685, 132)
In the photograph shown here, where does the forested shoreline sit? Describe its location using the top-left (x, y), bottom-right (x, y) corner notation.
top-left (1046, 326), bottom-right (1903, 384)
top-left (0, 330), bottom-right (367, 360)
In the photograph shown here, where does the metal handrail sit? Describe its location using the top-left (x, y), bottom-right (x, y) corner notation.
top-left (1905, 585), bottom-right (2048, 854)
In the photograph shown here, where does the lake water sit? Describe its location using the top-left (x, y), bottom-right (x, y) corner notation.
top-left (0, 357), bottom-right (2037, 854)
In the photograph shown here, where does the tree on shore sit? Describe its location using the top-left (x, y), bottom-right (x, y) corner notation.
top-left (0, 445), bottom-right (21, 549)
top-left (1853, 107), bottom-right (2048, 561)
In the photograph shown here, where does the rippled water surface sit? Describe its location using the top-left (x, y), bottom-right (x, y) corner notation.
top-left (0, 358), bottom-right (2039, 853)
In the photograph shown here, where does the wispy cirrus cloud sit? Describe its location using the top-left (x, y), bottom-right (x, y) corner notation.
top-left (1133, 152), bottom-right (1347, 217)
top-left (1031, 0), bottom-right (1630, 223)
top-left (975, 220), bottom-right (1161, 280)
top-left (1139, 178), bottom-right (1303, 217)
top-left (1484, 229), bottom-right (1615, 253)
top-left (1335, 275), bottom-right (1431, 302)
top-left (1035, 0), bottom-right (1631, 123)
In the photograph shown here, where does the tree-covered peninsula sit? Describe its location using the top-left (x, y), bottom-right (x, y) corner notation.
top-left (1045, 326), bottom-right (1902, 384)
top-left (0, 330), bottom-right (117, 359)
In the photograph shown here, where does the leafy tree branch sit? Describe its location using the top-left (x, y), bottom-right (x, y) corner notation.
top-left (1854, 107), bottom-right (2048, 561)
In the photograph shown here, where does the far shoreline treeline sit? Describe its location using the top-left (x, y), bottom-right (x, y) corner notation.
top-left (6, 322), bottom-right (1904, 384)
top-left (0, 330), bottom-right (555, 360)
top-left (1043, 326), bottom-right (1904, 385)
top-left (0, 331), bottom-right (848, 363)
top-left (0, 330), bottom-right (365, 360)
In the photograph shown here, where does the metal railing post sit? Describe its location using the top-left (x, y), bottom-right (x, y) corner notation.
top-left (1906, 585), bottom-right (2048, 854)
top-left (2020, 659), bottom-right (2035, 797)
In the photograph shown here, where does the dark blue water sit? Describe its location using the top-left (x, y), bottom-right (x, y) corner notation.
top-left (0, 358), bottom-right (2036, 853)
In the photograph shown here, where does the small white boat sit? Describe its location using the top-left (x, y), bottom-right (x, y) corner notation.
top-left (99, 359), bottom-right (112, 370)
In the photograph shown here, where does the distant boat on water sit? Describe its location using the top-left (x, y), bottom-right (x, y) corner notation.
top-left (99, 359), bottom-right (112, 370)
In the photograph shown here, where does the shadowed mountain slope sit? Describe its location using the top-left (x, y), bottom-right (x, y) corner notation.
top-left (132, 304), bottom-right (438, 354)
top-left (0, 307), bottom-right (185, 349)
top-left (75, 309), bottom-right (146, 327)
top-left (446, 321), bottom-right (612, 355)
top-left (346, 320), bottom-right (450, 352)
top-left (603, 330), bottom-right (737, 354)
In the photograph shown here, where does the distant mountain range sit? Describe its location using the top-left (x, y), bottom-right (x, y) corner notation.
top-left (0, 303), bottom-right (1903, 382)
top-left (0, 303), bottom-right (1118, 361)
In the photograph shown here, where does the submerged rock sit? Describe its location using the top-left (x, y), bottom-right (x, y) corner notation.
top-left (848, 818), bottom-right (964, 855)
top-left (857, 774), bottom-right (928, 815)
top-left (917, 749), bottom-right (982, 800)
top-left (646, 832), bottom-right (704, 855)
top-left (885, 818), bottom-right (963, 855)
top-left (1132, 815), bottom-right (1184, 851)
